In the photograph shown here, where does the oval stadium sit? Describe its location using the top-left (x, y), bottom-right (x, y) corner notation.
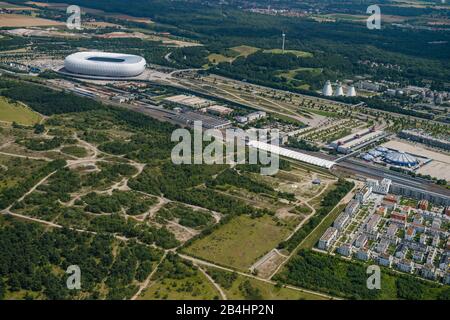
top-left (64, 52), bottom-right (146, 78)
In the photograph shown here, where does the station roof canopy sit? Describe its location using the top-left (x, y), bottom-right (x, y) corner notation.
top-left (248, 140), bottom-right (336, 169)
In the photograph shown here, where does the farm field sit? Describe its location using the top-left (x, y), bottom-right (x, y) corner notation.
top-left (0, 13), bottom-right (63, 27)
top-left (0, 1), bottom-right (36, 10)
top-left (183, 215), bottom-right (292, 271)
top-left (0, 97), bottom-right (42, 125)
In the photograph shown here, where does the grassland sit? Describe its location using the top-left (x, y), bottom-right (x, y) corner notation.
top-left (139, 271), bottom-right (220, 300)
top-left (60, 146), bottom-right (88, 158)
top-left (207, 45), bottom-right (260, 65)
top-left (207, 53), bottom-right (234, 64)
top-left (139, 255), bottom-right (221, 300)
top-left (278, 67), bottom-right (322, 80)
top-left (263, 49), bottom-right (313, 58)
top-left (230, 45), bottom-right (260, 57)
top-left (206, 266), bottom-right (327, 300)
top-left (183, 215), bottom-right (292, 271)
top-left (0, 97), bottom-right (42, 125)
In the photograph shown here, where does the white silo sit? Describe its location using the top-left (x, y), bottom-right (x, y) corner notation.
top-left (322, 80), bottom-right (333, 96)
top-left (346, 85), bottom-right (356, 97)
top-left (334, 83), bottom-right (344, 96)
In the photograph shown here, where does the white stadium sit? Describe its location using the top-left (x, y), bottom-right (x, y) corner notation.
top-left (64, 52), bottom-right (146, 78)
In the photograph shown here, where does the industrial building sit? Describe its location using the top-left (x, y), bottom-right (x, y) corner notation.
top-left (235, 111), bottom-right (267, 124)
top-left (399, 129), bottom-right (450, 151)
top-left (356, 80), bottom-right (383, 92)
top-left (205, 105), bottom-right (233, 116)
top-left (163, 94), bottom-right (214, 109)
top-left (322, 81), bottom-right (356, 97)
top-left (64, 51), bottom-right (146, 78)
top-left (170, 110), bottom-right (232, 129)
top-left (329, 128), bottom-right (385, 154)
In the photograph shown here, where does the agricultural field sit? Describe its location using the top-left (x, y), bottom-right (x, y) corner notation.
top-left (0, 1), bottom-right (36, 10)
top-left (0, 97), bottom-right (42, 126)
top-left (0, 13), bottom-right (63, 27)
top-left (183, 215), bottom-right (293, 271)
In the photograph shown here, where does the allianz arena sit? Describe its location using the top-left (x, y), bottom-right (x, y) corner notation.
top-left (64, 52), bottom-right (146, 78)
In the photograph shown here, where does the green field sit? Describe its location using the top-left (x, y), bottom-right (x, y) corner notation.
top-left (139, 254), bottom-right (221, 300)
top-left (207, 45), bottom-right (260, 66)
top-left (60, 145), bottom-right (88, 158)
top-left (278, 67), bottom-right (322, 80)
top-left (139, 271), bottom-right (220, 300)
top-left (207, 53), bottom-right (234, 64)
top-left (183, 215), bottom-right (291, 271)
top-left (0, 97), bottom-right (42, 126)
top-left (230, 45), bottom-right (260, 57)
top-left (263, 49), bottom-right (313, 58)
top-left (206, 266), bottom-right (327, 300)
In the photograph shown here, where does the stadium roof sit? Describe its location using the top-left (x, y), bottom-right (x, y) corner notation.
top-left (248, 141), bottom-right (335, 169)
top-left (385, 151), bottom-right (418, 166)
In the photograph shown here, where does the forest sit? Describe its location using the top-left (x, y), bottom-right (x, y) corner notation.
top-left (0, 216), bottom-right (163, 300)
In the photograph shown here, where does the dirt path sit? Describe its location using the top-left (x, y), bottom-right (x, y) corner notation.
top-left (178, 253), bottom-right (339, 300)
top-left (6, 170), bottom-right (57, 210)
top-left (0, 150), bottom-right (52, 161)
top-left (197, 266), bottom-right (227, 300)
top-left (131, 251), bottom-right (168, 300)
top-left (268, 183), bottom-right (357, 280)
